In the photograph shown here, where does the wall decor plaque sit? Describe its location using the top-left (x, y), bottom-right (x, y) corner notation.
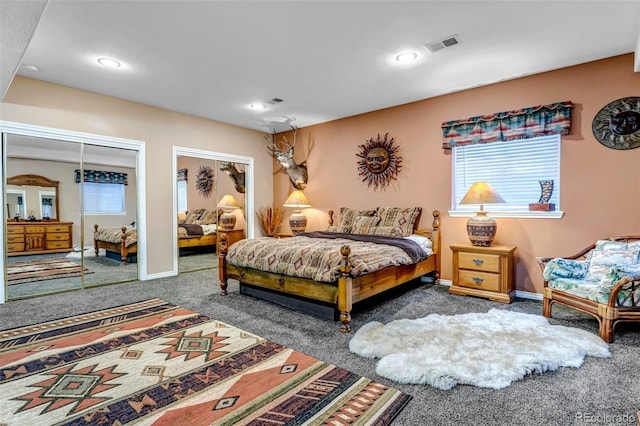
top-left (356, 133), bottom-right (403, 190)
top-left (591, 97), bottom-right (640, 150)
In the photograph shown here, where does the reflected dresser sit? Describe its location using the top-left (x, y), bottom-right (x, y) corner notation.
top-left (7, 221), bottom-right (73, 256)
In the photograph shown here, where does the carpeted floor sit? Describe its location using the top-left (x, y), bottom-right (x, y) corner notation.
top-left (1, 298), bottom-right (410, 425)
top-left (1, 272), bottom-right (638, 425)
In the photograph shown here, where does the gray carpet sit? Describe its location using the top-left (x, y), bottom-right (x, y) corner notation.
top-left (5, 251), bottom-right (214, 299)
top-left (1, 272), bottom-right (638, 426)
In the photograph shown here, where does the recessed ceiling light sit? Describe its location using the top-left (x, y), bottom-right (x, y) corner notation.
top-left (20, 64), bottom-right (39, 72)
top-left (395, 52), bottom-right (418, 63)
top-left (249, 103), bottom-right (266, 110)
top-left (97, 57), bottom-right (121, 68)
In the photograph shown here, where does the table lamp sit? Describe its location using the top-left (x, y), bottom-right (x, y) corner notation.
top-left (283, 190), bottom-right (311, 233)
top-left (217, 194), bottom-right (240, 230)
top-left (459, 181), bottom-right (505, 247)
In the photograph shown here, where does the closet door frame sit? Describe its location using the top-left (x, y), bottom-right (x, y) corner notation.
top-left (0, 120), bottom-right (147, 304)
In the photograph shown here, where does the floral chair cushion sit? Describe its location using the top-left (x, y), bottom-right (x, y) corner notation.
top-left (543, 258), bottom-right (588, 281)
top-left (584, 249), bottom-right (639, 281)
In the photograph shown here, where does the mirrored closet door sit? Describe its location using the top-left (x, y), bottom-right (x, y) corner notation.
top-left (175, 149), bottom-right (252, 274)
top-left (3, 128), bottom-right (141, 301)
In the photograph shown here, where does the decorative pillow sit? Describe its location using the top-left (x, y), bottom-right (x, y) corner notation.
top-left (584, 249), bottom-right (639, 282)
top-left (338, 208), bottom-right (377, 233)
top-left (197, 210), bottom-right (217, 225)
top-left (543, 258), bottom-right (589, 281)
top-left (326, 225), bottom-right (339, 232)
top-left (371, 226), bottom-right (404, 238)
top-left (599, 265), bottom-right (640, 293)
top-left (595, 240), bottom-right (633, 251)
top-left (184, 208), bottom-right (205, 224)
top-left (351, 216), bottom-right (380, 235)
top-left (375, 206), bottom-right (422, 237)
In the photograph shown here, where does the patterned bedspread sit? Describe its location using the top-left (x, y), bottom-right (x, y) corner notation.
top-left (226, 234), bottom-right (432, 282)
top-left (94, 226), bottom-right (137, 248)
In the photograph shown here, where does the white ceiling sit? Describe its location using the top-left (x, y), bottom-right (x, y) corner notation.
top-left (11, 0), bottom-right (640, 133)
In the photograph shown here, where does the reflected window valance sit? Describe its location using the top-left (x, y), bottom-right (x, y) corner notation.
top-left (75, 169), bottom-right (128, 185)
top-left (441, 101), bottom-right (573, 150)
top-left (177, 168), bottom-right (188, 181)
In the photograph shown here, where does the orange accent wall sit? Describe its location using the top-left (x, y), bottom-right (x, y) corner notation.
top-left (275, 54), bottom-right (640, 294)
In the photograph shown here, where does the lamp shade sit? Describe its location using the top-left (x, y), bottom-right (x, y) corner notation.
top-left (217, 194), bottom-right (240, 210)
top-left (283, 190), bottom-right (311, 209)
top-left (283, 190), bottom-right (311, 234)
top-left (459, 182), bottom-right (505, 247)
top-left (459, 182), bottom-right (505, 207)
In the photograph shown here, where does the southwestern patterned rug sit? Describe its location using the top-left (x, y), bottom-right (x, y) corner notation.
top-left (0, 298), bottom-right (411, 425)
top-left (7, 258), bottom-right (93, 285)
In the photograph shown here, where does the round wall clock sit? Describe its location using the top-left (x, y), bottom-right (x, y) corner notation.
top-left (592, 97), bottom-right (640, 150)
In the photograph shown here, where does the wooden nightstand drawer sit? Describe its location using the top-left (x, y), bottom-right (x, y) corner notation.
top-left (46, 241), bottom-right (70, 249)
top-left (46, 232), bottom-right (68, 241)
top-left (48, 225), bottom-right (70, 233)
top-left (26, 226), bottom-right (46, 233)
top-left (458, 270), bottom-right (500, 292)
top-left (7, 226), bottom-right (24, 234)
top-left (7, 243), bottom-right (25, 252)
top-left (449, 243), bottom-right (516, 304)
top-left (7, 234), bottom-right (25, 243)
top-left (458, 251), bottom-right (500, 273)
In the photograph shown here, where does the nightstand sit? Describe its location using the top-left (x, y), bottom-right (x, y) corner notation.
top-left (216, 229), bottom-right (245, 254)
top-left (449, 243), bottom-right (516, 303)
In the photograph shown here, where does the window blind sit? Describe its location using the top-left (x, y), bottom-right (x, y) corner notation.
top-left (452, 134), bottom-right (560, 212)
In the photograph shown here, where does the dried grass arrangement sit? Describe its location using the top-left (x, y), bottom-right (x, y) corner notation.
top-left (256, 204), bottom-right (284, 237)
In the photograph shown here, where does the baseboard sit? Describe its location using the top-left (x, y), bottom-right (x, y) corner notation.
top-left (435, 279), bottom-right (542, 301)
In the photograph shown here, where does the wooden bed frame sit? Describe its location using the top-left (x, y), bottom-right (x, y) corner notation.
top-left (218, 210), bottom-right (441, 333)
top-left (93, 224), bottom-right (217, 265)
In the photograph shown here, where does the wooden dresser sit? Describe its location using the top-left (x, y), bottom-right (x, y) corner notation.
top-left (7, 221), bottom-right (74, 256)
top-left (449, 243), bottom-right (516, 303)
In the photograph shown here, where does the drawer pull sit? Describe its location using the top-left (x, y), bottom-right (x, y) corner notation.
top-left (473, 277), bottom-right (484, 284)
top-left (472, 259), bottom-right (484, 266)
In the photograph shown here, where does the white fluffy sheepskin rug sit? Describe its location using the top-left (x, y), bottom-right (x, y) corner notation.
top-left (349, 309), bottom-right (610, 390)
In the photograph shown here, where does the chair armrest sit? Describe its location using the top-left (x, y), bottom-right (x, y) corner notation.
top-left (608, 276), bottom-right (640, 308)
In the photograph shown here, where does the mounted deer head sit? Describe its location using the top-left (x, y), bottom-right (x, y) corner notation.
top-left (219, 162), bottom-right (246, 194)
top-left (265, 125), bottom-right (308, 190)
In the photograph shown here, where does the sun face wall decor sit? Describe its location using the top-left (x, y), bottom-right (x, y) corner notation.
top-left (195, 165), bottom-right (216, 197)
top-left (592, 97), bottom-right (640, 150)
top-left (356, 133), bottom-right (403, 191)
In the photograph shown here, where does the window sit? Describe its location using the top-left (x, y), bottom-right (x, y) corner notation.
top-left (177, 179), bottom-right (188, 213)
top-left (82, 182), bottom-right (126, 215)
top-left (451, 134), bottom-right (561, 217)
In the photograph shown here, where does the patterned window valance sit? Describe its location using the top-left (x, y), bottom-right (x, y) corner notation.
top-left (441, 101), bottom-right (573, 150)
top-left (177, 168), bottom-right (188, 181)
top-left (75, 169), bottom-right (128, 185)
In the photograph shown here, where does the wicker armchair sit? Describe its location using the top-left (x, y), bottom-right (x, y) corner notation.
top-left (536, 236), bottom-right (640, 343)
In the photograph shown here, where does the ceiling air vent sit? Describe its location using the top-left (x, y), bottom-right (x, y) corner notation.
top-left (424, 34), bottom-right (461, 53)
top-left (267, 98), bottom-right (284, 104)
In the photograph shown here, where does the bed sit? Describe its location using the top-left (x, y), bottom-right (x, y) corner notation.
top-left (218, 207), bottom-right (441, 333)
top-left (93, 209), bottom-right (219, 265)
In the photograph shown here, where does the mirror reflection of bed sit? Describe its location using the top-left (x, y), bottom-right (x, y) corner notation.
top-left (4, 134), bottom-right (140, 300)
top-left (175, 155), bottom-right (247, 274)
